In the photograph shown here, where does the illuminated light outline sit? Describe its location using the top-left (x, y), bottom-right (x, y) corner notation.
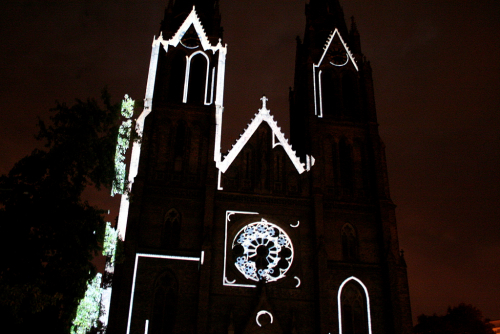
top-left (330, 57), bottom-right (349, 67)
top-left (200, 250), bottom-right (205, 265)
top-left (232, 219), bottom-right (294, 283)
top-left (256, 310), bottom-right (273, 327)
top-left (126, 253), bottom-right (202, 334)
top-left (118, 6), bottom-right (227, 240)
top-left (318, 70), bottom-right (324, 118)
top-left (182, 51), bottom-right (211, 105)
top-left (290, 221), bottom-right (300, 228)
top-left (216, 96), bottom-right (312, 190)
top-left (312, 28), bottom-right (358, 118)
top-left (294, 276), bottom-right (301, 288)
top-left (144, 320), bottom-right (149, 334)
top-left (223, 210), bottom-right (259, 288)
top-left (337, 276), bottom-right (372, 334)
top-left (179, 39), bottom-right (199, 49)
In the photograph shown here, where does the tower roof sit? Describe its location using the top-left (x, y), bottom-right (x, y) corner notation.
top-left (306, 0), bottom-right (348, 36)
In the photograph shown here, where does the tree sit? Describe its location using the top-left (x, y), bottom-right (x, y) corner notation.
top-left (0, 89), bottom-right (121, 334)
top-left (414, 303), bottom-right (494, 334)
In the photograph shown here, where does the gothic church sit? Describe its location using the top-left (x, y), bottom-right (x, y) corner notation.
top-left (107, 0), bottom-right (413, 333)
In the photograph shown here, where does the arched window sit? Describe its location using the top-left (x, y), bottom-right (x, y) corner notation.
top-left (162, 209), bottom-right (181, 249)
top-left (338, 277), bottom-right (371, 334)
top-left (167, 51), bottom-right (186, 103)
top-left (150, 271), bottom-right (178, 334)
top-left (341, 223), bottom-right (358, 261)
top-left (186, 53), bottom-right (208, 104)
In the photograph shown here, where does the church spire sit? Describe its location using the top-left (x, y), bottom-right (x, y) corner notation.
top-left (306, 0), bottom-right (348, 35)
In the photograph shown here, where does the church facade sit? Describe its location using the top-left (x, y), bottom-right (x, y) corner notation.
top-left (107, 1), bottom-right (412, 333)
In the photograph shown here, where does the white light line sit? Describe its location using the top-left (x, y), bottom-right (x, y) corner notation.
top-left (337, 276), bottom-right (372, 334)
top-left (223, 210), bottom-right (258, 288)
top-left (126, 253), bottom-right (202, 334)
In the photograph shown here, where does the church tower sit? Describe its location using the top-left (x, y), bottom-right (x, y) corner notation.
top-left (107, 1), bottom-right (412, 333)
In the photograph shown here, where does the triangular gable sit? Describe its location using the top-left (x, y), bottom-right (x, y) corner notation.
top-left (153, 6), bottom-right (224, 53)
top-left (217, 96), bottom-right (314, 177)
top-left (316, 28), bottom-right (358, 71)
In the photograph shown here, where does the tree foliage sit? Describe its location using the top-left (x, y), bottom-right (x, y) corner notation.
top-left (0, 90), bottom-right (121, 333)
top-left (414, 303), bottom-right (494, 334)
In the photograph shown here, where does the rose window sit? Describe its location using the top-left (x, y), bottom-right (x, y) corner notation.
top-left (232, 219), bottom-right (293, 283)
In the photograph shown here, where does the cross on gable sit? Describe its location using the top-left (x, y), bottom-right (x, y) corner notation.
top-left (259, 95), bottom-right (269, 114)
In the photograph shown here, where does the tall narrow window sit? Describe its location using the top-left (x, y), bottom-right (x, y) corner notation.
top-left (341, 223), bottom-right (358, 261)
top-left (150, 271), bottom-right (178, 334)
top-left (341, 283), bottom-right (368, 334)
top-left (167, 51), bottom-right (186, 103)
top-left (187, 53), bottom-right (208, 104)
top-left (162, 209), bottom-right (181, 249)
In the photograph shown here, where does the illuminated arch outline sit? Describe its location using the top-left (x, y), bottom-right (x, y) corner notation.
top-left (182, 51), bottom-right (211, 105)
top-left (337, 276), bottom-right (372, 334)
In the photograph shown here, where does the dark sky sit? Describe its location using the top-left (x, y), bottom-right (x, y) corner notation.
top-left (1, 0), bottom-right (499, 323)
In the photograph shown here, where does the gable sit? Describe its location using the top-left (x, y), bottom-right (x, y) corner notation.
top-left (217, 96), bottom-right (314, 192)
top-left (316, 28), bottom-right (358, 71)
top-left (154, 6), bottom-right (225, 53)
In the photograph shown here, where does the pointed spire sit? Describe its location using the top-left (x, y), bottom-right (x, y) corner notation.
top-left (306, 0), bottom-right (348, 35)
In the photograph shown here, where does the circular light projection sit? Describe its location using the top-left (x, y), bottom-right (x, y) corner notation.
top-left (232, 219), bottom-right (293, 283)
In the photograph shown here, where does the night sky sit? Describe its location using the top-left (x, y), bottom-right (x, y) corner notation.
top-left (1, 0), bottom-right (499, 323)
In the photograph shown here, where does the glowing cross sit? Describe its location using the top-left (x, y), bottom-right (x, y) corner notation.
top-left (259, 95), bottom-right (270, 114)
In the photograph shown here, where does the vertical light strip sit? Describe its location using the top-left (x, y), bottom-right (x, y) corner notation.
top-left (209, 67), bottom-right (215, 105)
top-left (313, 65), bottom-right (318, 116)
top-left (337, 276), bottom-right (372, 334)
top-left (144, 320), bottom-right (149, 334)
top-left (318, 70), bottom-right (324, 118)
top-left (182, 55), bottom-right (190, 103)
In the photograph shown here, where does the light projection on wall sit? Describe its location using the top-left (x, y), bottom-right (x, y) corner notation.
top-left (337, 276), bottom-right (372, 334)
top-left (232, 219), bottom-right (294, 283)
top-left (312, 28), bottom-right (358, 118)
top-left (111, 94), bottom-right (134, 196)
top-left (256, 310), bottom-right (274, 327)
top-left (115, 6), bottom-right (227, 241)
top-left (126, 252), bottom-right (204, 334)
top-left (216, 96), bottom-right (314, 190)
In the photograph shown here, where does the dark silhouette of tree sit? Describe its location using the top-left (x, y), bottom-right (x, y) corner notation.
top-left (0, 89), bottom-right (121, 334)
top-left (414, 303), bottom-right (494, 334)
